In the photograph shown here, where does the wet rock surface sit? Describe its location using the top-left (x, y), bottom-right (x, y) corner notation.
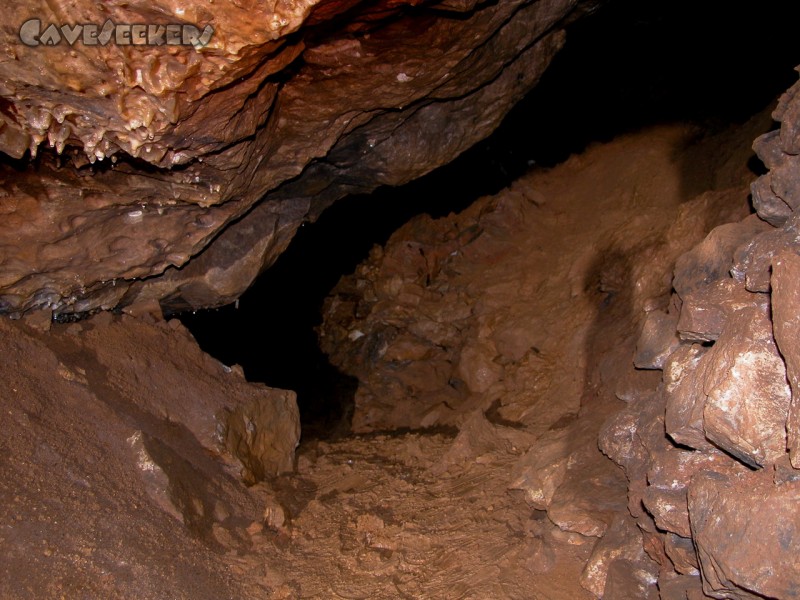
top-left (0, 0), bottom-right (588, 316)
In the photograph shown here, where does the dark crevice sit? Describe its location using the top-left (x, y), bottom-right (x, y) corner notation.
top-left (180, 0), bottom-right (800, 439)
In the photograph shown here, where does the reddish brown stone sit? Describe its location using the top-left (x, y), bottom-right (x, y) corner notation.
top-left (546, 449), bottom-right (628, 538)
top-left (673, 215), bottom-right (773, 296)
top-left (663, 344), bottom-right (715, 451)
top-left (602, 558), bottom-right (660, 600)
top-left (634, 309), bottom-right (681, 369)
top-left (731, 213), bottom-right (800, 292)
top-left (642, 486), bottom-right (691, 538)
top-left (676, 278), bottom-right (768, 343)
top-left (664, 533), bottom-right (699, 576)
top-left (0, 0), bottom-right (582, 316)
top-left (701, 307), bottom-right (791, 468)
top-left (689, 469), bottom-right (800, 599)
top-left (771, 251), bottom-right (800, 469)
top-left (580, 514), bottom-right (661, 598)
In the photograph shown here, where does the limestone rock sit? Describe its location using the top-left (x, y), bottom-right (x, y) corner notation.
top-left (676, 278), bottom-right (768, 343)
top-left (634, 309), bottom-right (681, 369)
top-left (0, 0), bottom-right (585, 316)
top-left (689, 469), bottom-right (800, 599)
top-left (663, 344), bottom-right (715, 451)
top-left (701, 307), bottom-right (791, 468)
top-left (673, 215), bottom-right (772, 297)
top-left (771, 251), bottom-right (800, 469)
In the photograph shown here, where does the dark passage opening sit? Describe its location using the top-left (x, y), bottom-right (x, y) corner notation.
top-left (179, 0), bottom-right (800, 439)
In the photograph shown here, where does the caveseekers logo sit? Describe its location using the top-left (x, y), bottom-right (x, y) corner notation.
top-left (19, 18), bottom-right (214, 49)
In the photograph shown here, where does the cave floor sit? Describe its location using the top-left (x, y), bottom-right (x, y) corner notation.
top-left (240, 430), bottom-right (597, 599)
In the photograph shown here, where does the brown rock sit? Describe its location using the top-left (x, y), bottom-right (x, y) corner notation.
top-left (731, 213), bottom-right (800, 292)
top-left (456, 340), bottom-right (504, 394)
top-left (689, 469), bottom-right (800, 599)
top-left (750, 173), bottom-right (793, 226)
top-left (676, 278), bottom-right (768, 343)
top-left (673, 215), bottom-right (773, 297)
top-left (701, 307), bottom-right (791, 468)
top-left (602, 557), bottom-right (660, 600)
top-left (643, 444), bottom-right (748, 542)
top-left (0, 315), bottom-right (265, 597)
top-left (580, 514), bottom-right (648, 597)
top-left (599, 391), bottom-right (672, 521)
top-left (663, 344), bottom-right (715, 451)
top-left (0, 0), bottom-right (584, 316)
top-left (664, 533), bottom-right (699, 576)
top-left (658, 572), bottom-right (713, 600)
top-left (224, 388), bottom-right (301, 482)
top-left (634, 309), bottom-right (681, 369)
top-left (546, 449), bottom-right (628, 538)
top-left (509, 428), bottom-right (572, 510)
top-left (642, 486), bottom-right (691, 538)
top-left (771, 251), bottom-right (800, 469)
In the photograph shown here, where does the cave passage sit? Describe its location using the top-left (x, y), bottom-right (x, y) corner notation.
top-left (179, 0), bottom-right (800, 439)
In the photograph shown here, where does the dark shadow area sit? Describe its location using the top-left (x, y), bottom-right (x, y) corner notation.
top-left (181, 0), bottom-right (800, 439)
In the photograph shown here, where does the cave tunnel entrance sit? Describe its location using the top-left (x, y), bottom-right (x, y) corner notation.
top-left (178, 0), bottom-right (800, 440)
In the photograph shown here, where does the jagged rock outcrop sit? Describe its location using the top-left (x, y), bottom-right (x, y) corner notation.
top-left (0, 312), bottom-right (299, 598)
top-left (0, 0), bottom-right (595, 317)
top-left (603, 70), bottom-right (800, 599)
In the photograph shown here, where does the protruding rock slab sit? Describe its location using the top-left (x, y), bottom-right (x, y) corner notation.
top-left (634, 309), bottom-right (681, 369)
top-left (0, 0), bottom-right (584, 316)
top-left (689, 469), bottom-right (800, 600)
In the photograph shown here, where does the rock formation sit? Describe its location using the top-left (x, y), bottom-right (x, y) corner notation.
top-left (0, 0), bottom-right (593, 317)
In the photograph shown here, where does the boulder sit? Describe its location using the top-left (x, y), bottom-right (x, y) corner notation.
top-left (701, 307), bottom-right (791, 468)
top-left (689, 469), bottom-right (800, 599)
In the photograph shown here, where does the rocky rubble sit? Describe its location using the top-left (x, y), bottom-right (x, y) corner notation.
top-left (0, 0), bottom-right (593, 316)
top-left (602, 71), bottom-right (800, 599)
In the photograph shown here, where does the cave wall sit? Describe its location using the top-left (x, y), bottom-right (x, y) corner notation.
top-left (600, 73), bottom-right (800, 598)
top-left (0, 0), bottom-right (594, 317)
